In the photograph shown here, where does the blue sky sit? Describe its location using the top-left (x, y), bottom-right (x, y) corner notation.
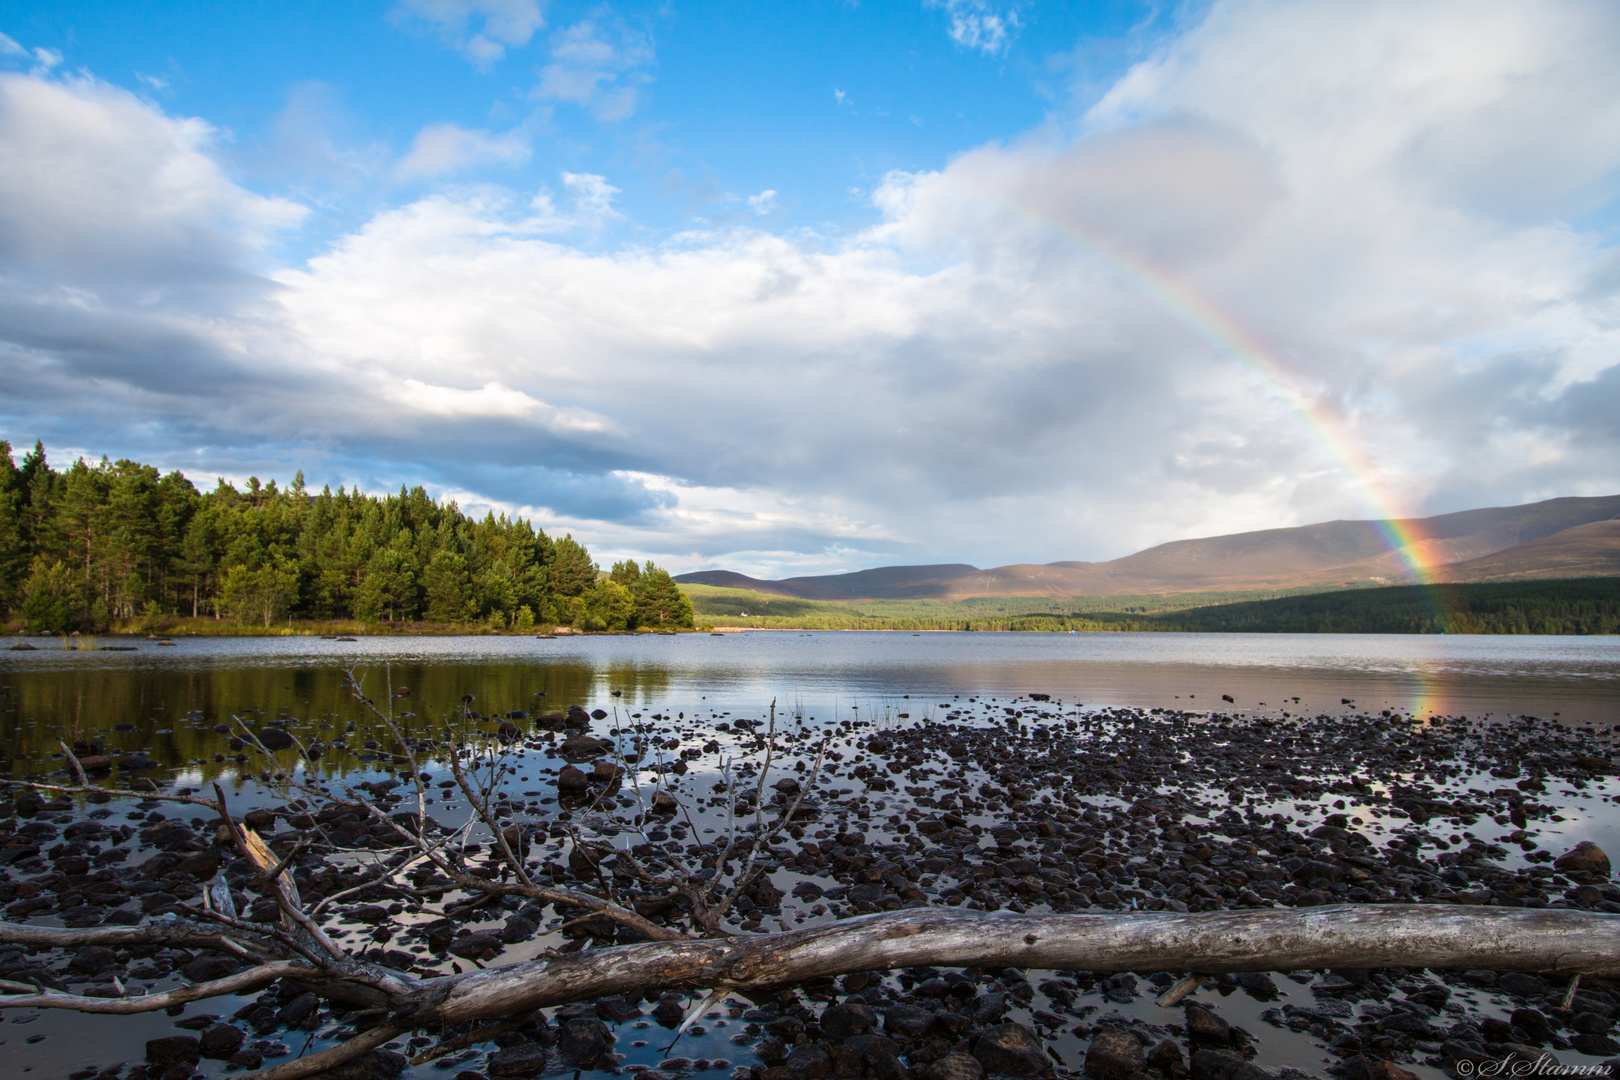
top-left (1, 0), bottom-right (1174, 252)
top-left (1, 1), bottom-right (1618, 577)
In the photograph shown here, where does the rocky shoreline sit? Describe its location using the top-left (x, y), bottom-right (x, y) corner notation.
top-left (0, 697), bottom-right (1615, 1080)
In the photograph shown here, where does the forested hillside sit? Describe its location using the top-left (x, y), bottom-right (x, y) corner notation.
top-left (0, 440), bottom-right (692, 633)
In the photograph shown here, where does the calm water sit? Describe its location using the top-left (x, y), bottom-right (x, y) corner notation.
top-left (3, 631), bottom-right (1618, 740)
top-left (1, 631), bottom-right (1617, 1079)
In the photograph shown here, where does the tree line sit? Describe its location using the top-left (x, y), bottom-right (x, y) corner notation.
top-left (0, 440), bottom-right (693, 633)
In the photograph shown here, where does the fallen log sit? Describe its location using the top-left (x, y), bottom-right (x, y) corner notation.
top-left (429, 904), bottom-right (1620, 1022)
top-left (7, 904), bottom-right (1614, 1080)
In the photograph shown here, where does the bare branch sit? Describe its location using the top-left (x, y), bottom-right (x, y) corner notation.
top-left (0, 961), bottom-right (316, 1013)
top-left (238, 1021), bottom-right (412, 1080)
top-left (56, 739), bottom-right (90, 787)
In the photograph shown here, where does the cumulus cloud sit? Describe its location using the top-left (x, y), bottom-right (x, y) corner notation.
top-left (534, 17), bottom-right (653, 121)
top-left (2, 0), bottom-right (1619, 575)
top-left (927, 0), bottom-right (1020, 55)
top-left (396, 122), bottom-right (530, 178)
top-left (393, 0), bottom-right (544, 66)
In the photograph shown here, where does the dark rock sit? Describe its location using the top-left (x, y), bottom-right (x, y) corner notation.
top-left (1190, 1049), bottom-right (1273, 1080)
top-left (68, 946), bottom-right (118, 973)
top-left (176, 851), bottom-right (222, 880)
top-left (884, 1003), bottom-right (935, 1039)
top-left (146, 1035), bottom-right (201, 1067)
top-left (924, 1053), bottom-right (985, 1080)
top-left (182, 955), bottom-right (240, 982)
top-left (557, 1017), bottom-right (612, 1065)
top-left (557, 765), bottom-right (589, 791)
top-left (1147, 1039), bottom-right (1187, 1078)
top-left (1573, 1013), bottom-right (1615, 1035)
top-left (785, 1042), bottom-right (830, 1080)
top-left (228, 1048), bottom-right (266, 1070)
top-left (1497, 973), bottom-right (1548, 999)
top-left (1572, 1033), bottom-right (1620, 1056)
top-left (243, 808), bottom-right (277, 830)
top-left (1082, 1028), bottom-right (1144, 1080)
top-left (1235, 973), bottom-right (1279, 998)
top-left (120, 754), bottom-right (159, 771)
top-left (821, 1002), bottom-right (877, 1041)
top-left (488, 1043), bottom-right (549, 1077)
top-left (1555, 842), bottom-right (1611, 875)
top-left (502, 915), bottom-right (538, 944)
top-left (973, 1022), bottom-right (1048, 1077)
top-left (448, 933), bottom-right (503, 959)
top-left (278, 991), bottom-right (320, 1027)
top-left (256, 729), bottom-right (295, 751)
top-left (199, 1023), bottom-right (245, 1059)
top-left (1186, 1004), bottom-right (1231, 1044)
top-left (595, 995), bottom-right (641, 1023)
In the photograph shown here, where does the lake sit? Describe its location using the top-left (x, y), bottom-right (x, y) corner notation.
top-left (3, 632), bottom-right (1618, 765)
top-left (0, 631), bottom-right (1616, 1080)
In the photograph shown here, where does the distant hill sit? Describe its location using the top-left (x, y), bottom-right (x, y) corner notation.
top-left (675, 495), bottom-right (1620, 600)
top-left (676, 564), bottom-right (980, 600)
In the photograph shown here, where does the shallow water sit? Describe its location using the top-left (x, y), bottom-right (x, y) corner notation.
top-left (0, 631), bottom-right (1616, 1080)
top-left (3, 631), bottom-right (1618, 742)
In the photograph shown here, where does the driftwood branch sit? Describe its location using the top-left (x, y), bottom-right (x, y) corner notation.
top-left (0, 960), bottom-right (317, 1013)
top-left (428, 904), bottom-right (1620, 1023)
top-left (240, 1021), bottom-right (412, 1080)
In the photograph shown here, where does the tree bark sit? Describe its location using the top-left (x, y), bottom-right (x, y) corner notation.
top-left (429, 904), bottom-right (1620, 1023)
top-left (7, 899), bottom-right (1617, 1080)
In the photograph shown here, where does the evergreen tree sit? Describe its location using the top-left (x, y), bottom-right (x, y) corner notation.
top-left (632, 562), bottom-right (696, 628)
top-left (0, 439), bottom-right (608, 630)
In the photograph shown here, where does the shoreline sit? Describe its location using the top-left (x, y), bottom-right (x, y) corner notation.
top-left (0, 695), bottom-right (1614, 1078)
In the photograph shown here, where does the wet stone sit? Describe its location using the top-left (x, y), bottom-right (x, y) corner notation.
top-left (973, 1022), bottom-right (1048, 1077)
top-left (924, 1053), bottom-right (985, 1080)
top-left (1555, 842), bottom-right (1611, 875)
top-left (883, 1003), bottom-right (934, 1039)
top-left (145, 1035), bottom-right (201, 1068)
top-left (557, 1017), bottom-right (612, 1065)
top-left (199, 1023), bottom-right (245, 1058)
top-left (488, 1043), bottom-right (549, 1077)
top-left (448, 933), bottom-right (503, 959)
top-left (1189, 1049), bottom-right (1273, 1080)
top-left (821, 1002), bottom-right (877, 1041)
top-left (1185, 1004), bottom-right (1232, 1044)
top-left (784, 1042), bottom-right (830, 1079)
top-left (1082, 1029), bottom-right (1144, 1080)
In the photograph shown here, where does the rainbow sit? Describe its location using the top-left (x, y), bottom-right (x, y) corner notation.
top-left (992, 195), bottom-right (1458, 659)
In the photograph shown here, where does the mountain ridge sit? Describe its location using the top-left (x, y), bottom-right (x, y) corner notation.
top-left (676, 494), bottom-right (1620, 600)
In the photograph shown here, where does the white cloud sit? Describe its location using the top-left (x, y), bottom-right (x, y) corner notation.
top-left (3, 1), bottom-right (1620, 575)
top-left (0, 72), bottom-right (305, 276)
top-left (0, 32), bottom-right (24, 57)
top-left (29, 46), bottom-right (61, 74)
top-left (927, 0), bottom-right (1019, 55)
top-left (389, 378), bottom-right (611, 432)
top-left (747, 189), bottom-right (779, 215)
top-left (561, 171), bottom-right (618, 218)
top-left (534, 17), bottom-right (653, 122)
top-left (396, 122), bottom-right (530, 178)
top-left (392, 0), bottom-right (544, 66)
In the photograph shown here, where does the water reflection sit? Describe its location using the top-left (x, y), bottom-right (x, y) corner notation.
top-left (1, 632), bottom-right (1617, 784)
